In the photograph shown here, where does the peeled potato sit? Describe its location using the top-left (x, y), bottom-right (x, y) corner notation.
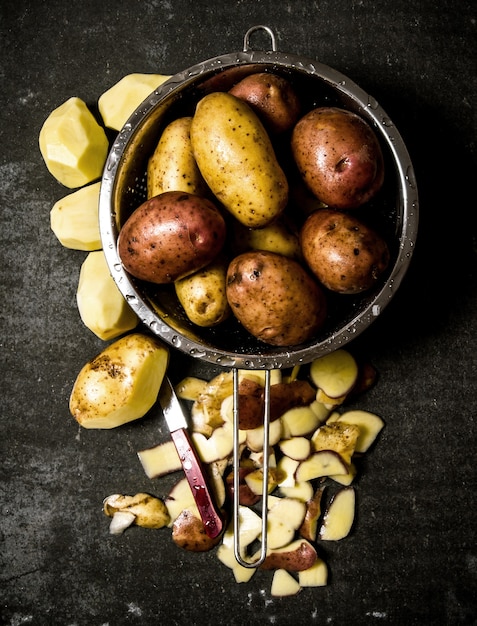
top-left (76, 251), bottom-right (139, 340)
top-left (98, 73), bottom-right (171, 131)
top-left (50, 182), bottom-right (102, 250)
top-left (39, 97), bottom-right (109, 188)
top-left (69, 333), bottom-right (169, 429)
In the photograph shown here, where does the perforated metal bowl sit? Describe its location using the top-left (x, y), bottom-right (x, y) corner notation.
top-left (99, 25), bottom-right (418, 371)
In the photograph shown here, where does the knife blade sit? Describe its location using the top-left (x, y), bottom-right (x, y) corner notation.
top-left (158, 376), bottom-right (224, 539)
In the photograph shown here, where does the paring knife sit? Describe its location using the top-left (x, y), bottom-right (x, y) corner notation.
top-left (158, 376), bottom-right (224, 539)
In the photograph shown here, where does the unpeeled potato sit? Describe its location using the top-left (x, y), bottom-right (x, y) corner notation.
top-left (190, 92), bottom-right (288, 228)
top-left (226, 250), bottom-right (327, 346)
top-left (291, 106), bottom-right (384, 209)
top-left (174, 257), bottom-right (231, 327)
top-left (69, 333), bottom-right (169, 429)
top-left (117, 191), bottom-right (227, 284)
top-left (229, 71), bottom-right (301, 134)
top-left (147, 116), bottom-right (208, 198)
top-left (300, 209), bottom-right (390, 294)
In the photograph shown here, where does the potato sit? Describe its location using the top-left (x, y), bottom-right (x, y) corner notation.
top-left (233, 218), bottom-right (302, 260)
top-left (259, 538), bottom-right (318, 571)
top-left (172, 509), bottom-right (222, 552)
top-left (117, 191), bottom-right (227, 284)
top-left (39, 97), bottom-right (109, 188)
top-left (291, 106), bottom-right (384, 209)
top-left (98, 73), bottom-right (171, 131)
top-left (69, 333), bottom-right (169, 429)
top-left (190, 92), bottom-right (288, 228)
top-left (300, 209), bottom-right (390, 294)
top-left (174, 256), bottom-right (231, 327)
top-left (229, 71), bottom-right (301, 134)
top-left (103, 493), bottom-right (170, 529)
top-left (147, 116), bottom-right (208, 199)
top-left (226, 251), bottom-right (327, 346)
top-left (76, 251), bottom-right (139, 340)
top-left (50, 182), bottom-right (102, 251)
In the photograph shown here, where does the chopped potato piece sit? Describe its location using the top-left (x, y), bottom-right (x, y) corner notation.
top-left (298, 559), bottom-right (328, 587)
top-left (98, 73), bottom-right (171, 131)
top-left (39, 96), bottom-right (109, 188)
top-left (76, 251), bottom-right (139, 340)
top-left (335, 409), bottom-right (385, 453)
top-left (310, 349), bottom-right (358, 399)
top-left (310, 422), bottom-right (361, 464)
top-left (50, 182), bottom-right (102, 250)
top-left (270, 569), bottom-right (301, 597)
top-left (137, 440), bottom-right (182, 479)
top-left (319, 487), bottom-right (356, 541)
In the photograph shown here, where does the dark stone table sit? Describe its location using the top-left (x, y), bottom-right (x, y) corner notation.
top-left (1, 1), bottom-right (476, 624)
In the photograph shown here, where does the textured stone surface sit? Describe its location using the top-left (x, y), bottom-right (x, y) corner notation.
top-left (1, 1), bottom-right (476, 624)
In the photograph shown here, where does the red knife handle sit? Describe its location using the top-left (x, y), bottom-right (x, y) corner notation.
top-left (170, 428), bottom-right (224, 539)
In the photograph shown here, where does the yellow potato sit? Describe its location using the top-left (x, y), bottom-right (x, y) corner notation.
top-left (39, 97), bottom-right (109, 188)
top-left (50, 182), bottom-right (102, 251)
top-left (69, 333), bottom-right (169, 429)
top-left (76, 251), bottom-right (139, 340)
top-left (147, 117), bottom-right (208, 198)
top-left (233, 218), bottom-right (301, 260)
top-left (174, 257), bottom-right (231, 327)
top-left (190, 92), bottom-right (288, 228)
top-left (98, 73), bottom-right (171, 131)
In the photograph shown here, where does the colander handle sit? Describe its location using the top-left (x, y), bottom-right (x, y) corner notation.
top-left (232, 367), bottom-right (271, 568)
top-left (243, 25), bottom-right (277, 53)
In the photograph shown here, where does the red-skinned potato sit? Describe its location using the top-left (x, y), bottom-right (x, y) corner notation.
top-left (229, 72), bottom-right (301, 134)
top-left (291, 107), bottom-right (384, 209)
top-left (117, 191), bottom-right (226, 284)
top-left (226, 250), bottom-right (327, 346)
top-left (300, 209), bottom-right (390, 294)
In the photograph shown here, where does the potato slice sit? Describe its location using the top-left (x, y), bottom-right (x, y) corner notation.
top-left (98, 73), bottom-right (171, 131)
top-left (299, 486), bottom-right (325, 542)
top-left (329, 462), bottom-right (357, 486)
top-left (266, 497), bottom-right (307, 549)
top-left (335, 409), bottom-right (385, 453)
top-left (244, 468), bottom-right (280, 496)
top-left (295, 450), bottom-right (348, 482)
top-left (259, 538), bottom-right (318, 572)
top-left (279, 481), bottom-right (314, 502)
top-left (39, 96), bottom-right (109, 188)
top-left (278, 436), bottom-right (311, 461)
top-left (175, 376), bottom-right (208, 402)
top-left (270, 569), bottom-right (301, 597)
top-left (222, 505), bottom-right (262, 550)
top-left (310, 349), bottom-right (358, 399)
top-left (137, 440), bottom-right (182, 479)
top-left (276, 455), bottom-right (300, 488)
top-left (280, 405), bottom-right (320, 438)
top-left (165, 477), bottom-right (200, 525)
top-left (76, 251), bottom-right (139, 341)
top-left (319, 487), bottom-right (355, 541)
top-left (310, 422), bottom-right (361, 465)
top-left (69, 333), bottom-right (168, 429)
top-left (244, 417), bottom-right (282, 452)
top-left (216, 544), bottom-right (257, 583)
top-left (298, 559), bottom-right (328, 587)
top-left (50, 182), bottom-right (102, 250)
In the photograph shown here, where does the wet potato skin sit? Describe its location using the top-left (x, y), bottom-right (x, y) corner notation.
top-left (117, 191), bottom-right (226, 284)
top-left (226, 250), bottom-right (327, 346)
top-left (229, 72), bottom-right (301, 135)
top-left (300, 208), bottom-right (390, 294)
top-left (291, 107), bottom-right (385, 210)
